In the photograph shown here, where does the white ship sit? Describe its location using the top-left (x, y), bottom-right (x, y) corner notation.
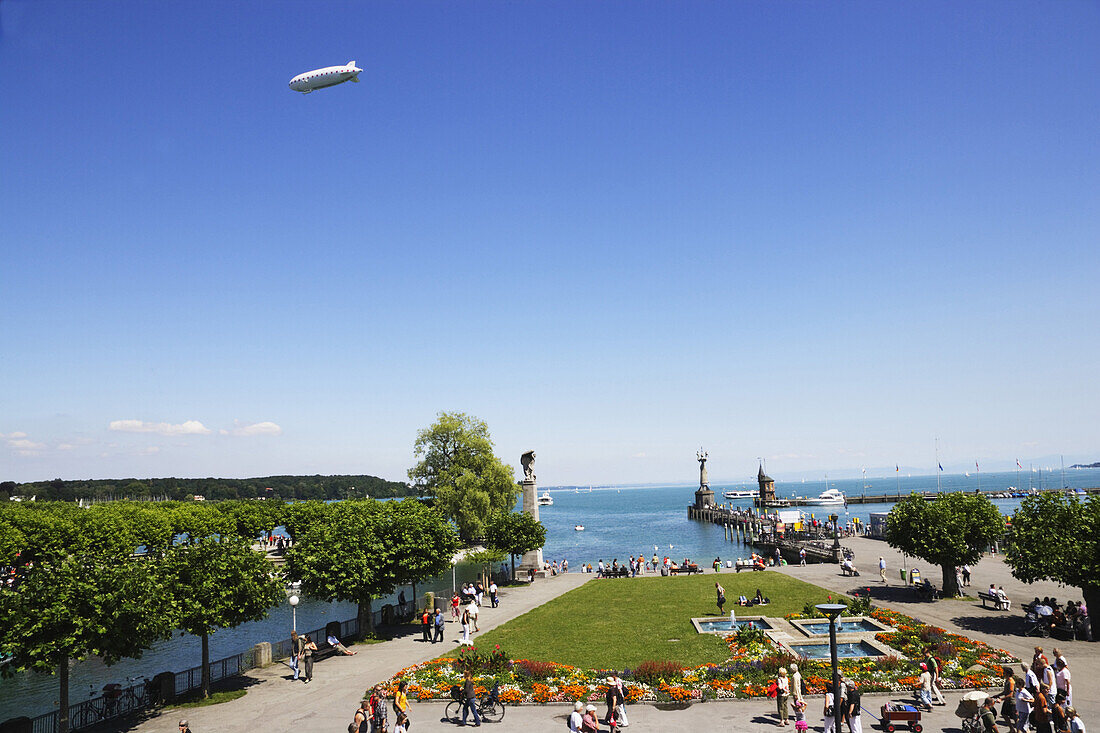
top-left (537, 492), bottom-right (554, 506)
top-left (800, 487), bottom-right (846, 506)
top-left (723, 489), bottom-right (760, 500)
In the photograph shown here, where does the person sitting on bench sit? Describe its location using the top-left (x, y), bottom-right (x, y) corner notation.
top-left (995, 586), bottom-right (1011, 610)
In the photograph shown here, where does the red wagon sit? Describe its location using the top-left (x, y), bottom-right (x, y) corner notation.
top-left (877, 702), bottom-right (923, 733)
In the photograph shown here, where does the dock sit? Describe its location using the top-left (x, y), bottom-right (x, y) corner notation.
top-left (762, 484), bottom-right (1100, 508)
top-left (686, 504), bottom-right (844, 563)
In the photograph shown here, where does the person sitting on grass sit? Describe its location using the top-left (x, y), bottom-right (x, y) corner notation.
top-left (326, 632), bottom-right (357, 655)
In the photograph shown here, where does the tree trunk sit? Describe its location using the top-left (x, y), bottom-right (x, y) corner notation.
top-left (358, 598), bottom-right (374, 637)
top-left (58, 652), bottom-right (70, 733)
top-left (1082, 585), bottom-right (1100, 640)
top-left (510, 554), bottom-right (516, 582)
top-left (201, 631), bottom-right (211, 699)
top-left (411, 581), bottom-right (417, 610)
top-left (941, 564), bottom-right (959, 598)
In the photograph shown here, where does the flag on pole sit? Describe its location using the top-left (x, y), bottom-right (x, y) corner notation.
top-left (896, 464), bottom-right (899, 472)
top-left (1017, 459), bottom-right (1023, 469)
top-left (938, 462), bottom-right (944, 472)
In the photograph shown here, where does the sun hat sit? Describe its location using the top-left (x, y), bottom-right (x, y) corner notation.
top-left (574, 702), bottom-right (583, 710)
top-left (587, 705), bottom-right (597, 712)
top-left (920, 663), bottom-right (927, 670)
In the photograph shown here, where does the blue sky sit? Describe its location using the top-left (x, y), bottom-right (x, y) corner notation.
top-left (2, 1), bottom-right (1098, 485)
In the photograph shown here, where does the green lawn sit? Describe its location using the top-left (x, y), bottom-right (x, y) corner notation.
top-left (474, 572), bottom-right (838, 669)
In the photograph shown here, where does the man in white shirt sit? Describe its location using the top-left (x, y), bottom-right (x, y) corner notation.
top-left (466, 600), bottom-right (479, 631)
top-left (489, 580), bottom-right (499, 608)
top-left (879, 557), bottom-right (887, 583)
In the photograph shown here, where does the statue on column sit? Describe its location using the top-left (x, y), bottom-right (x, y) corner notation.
top-left (697, 448), bottom-right (709, 488)
top-left (521, 450), bottom-right (536, 482)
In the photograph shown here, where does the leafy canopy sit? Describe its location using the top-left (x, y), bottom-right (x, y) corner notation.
top-left (408, 412), bottom-right (521, 540)
top-left (0, 503), bottom-right (171, 675)
top-left (1006, 493), bottom-right (1100, 601)
top-left (486, 511), bottom-right (547, 559)
top-left (885, 492), bottom-right (1004, 595)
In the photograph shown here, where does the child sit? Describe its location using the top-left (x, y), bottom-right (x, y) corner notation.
top-left (793, 699), bottom-right (808, 732)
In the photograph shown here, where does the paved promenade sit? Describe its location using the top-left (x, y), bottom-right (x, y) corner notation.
top-left (124, 573), bottom-right (591, 733)
top-left (116, 538), bottom-right (1097, 733)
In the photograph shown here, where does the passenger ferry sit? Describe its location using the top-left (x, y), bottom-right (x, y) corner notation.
top-left (723, 488), bottom-right (760, 500)
top-left (537, 492), bottom-right (554, 506)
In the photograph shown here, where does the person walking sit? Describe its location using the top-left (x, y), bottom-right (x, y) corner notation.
top-left (354, 699), bottom-right (371, 733)
top-left (790, 664), bottom-right (804, 709)
top-left (433, 607), bottom-right (445, 643)
top-left (879, 557), bottom-right (887, 584)
top-left (421, 608), bottom-right (432, 642)
top-left (918, 664), bottom-right (933, 712)
top-left (716, 582), bottom-right (726, 613)
top-left (605, 675), bottom-right (625, 726)
top-left (393, 681), bottom-right (410, 730)
top-left (467, 600), bottom-right (480, 632)
top-left (924, 648), bottom-right (945, 705)
top-left (799, 548), bottom-right (807, 566)
top-left (1054, 658), bottom-right (1071, 706)
top-left (301, 634), bottom-right (317, 683)
top-left (489, 580), bottom-right (498, 608)
top-left (581, 705), bottom-right (599, 733)
top-left (460, 608), bottom-right (472, 645)
top-left (451, 593), bottom-right (461, 621)
top-left (289, 630), bottom-right (302, 681)
top-left (461, 670), bottom-right (481, 727)
top-left (823, 681), bottom-right (837, 733)
top-left (845, 680), bottom-right (862, 733)
top-left (776, 668), bottom-right (790, 725)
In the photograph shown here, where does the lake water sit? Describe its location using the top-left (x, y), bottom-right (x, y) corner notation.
top-left (4, 468), bottom-right (1097, 721)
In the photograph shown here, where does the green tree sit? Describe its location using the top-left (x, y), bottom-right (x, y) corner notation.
top-left (408, 412), bottom-right (521, 541)
top-left (1005, 492), bottom-right (1100, 618)
top-left (885, 492), bottom-right (1004, 597)
top-left (486, 511), bottom-right (547, 580)
top-left (162, 504), bottom-right (284, 698)
top-left (0, 503), bottom-right (171, 733)
top-left (285, 499), bottom-right (458, 636)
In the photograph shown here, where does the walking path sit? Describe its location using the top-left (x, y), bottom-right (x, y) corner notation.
top-left (115, 539), bottom-right (1099, 733)
top-left (122, 573), bottom-right (591, 733)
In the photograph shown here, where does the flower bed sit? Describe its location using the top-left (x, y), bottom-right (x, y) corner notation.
top-left (383, 608), bottom-right (1018, 703)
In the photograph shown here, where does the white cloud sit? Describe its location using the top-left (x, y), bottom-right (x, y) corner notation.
top-left (109, 419), bottom-right (212, 435)
top-left (57, 443), bottom-right (75, 451)
top-left (7, 437), bottom-right (46, 455)
top-left (0, 431), bottom-right (29, 439)
top-left (140, 446), bottom-right (161, 455)
top-left (232, 421), bottom-right (282, 437)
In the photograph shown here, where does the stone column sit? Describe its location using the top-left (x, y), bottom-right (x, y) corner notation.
top-left (517, 478), bottom-right (543, 575)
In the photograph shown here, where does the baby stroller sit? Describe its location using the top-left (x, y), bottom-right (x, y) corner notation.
top-left (1023, 610), bottom-right (1051, 637)
top-left (955, 691), bottom-right (989, 733)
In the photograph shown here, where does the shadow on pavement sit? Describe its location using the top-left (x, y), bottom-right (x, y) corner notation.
top-left (950, 615), bottom-right (1026, 638)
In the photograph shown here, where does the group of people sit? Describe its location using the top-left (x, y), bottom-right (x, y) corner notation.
top-left (989, 647), bottom-right (1083, 733)
top-left (1024, 597), bottom-right (1092, 640)
top-left (770, 663), bottom-right (864, 733)
top-left (567, 675), bottom-right (629, 731)
top-left (352, 682), bottom-right (411, 733)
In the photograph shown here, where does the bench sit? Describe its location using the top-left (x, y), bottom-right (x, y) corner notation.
top-left (978, 591), bottom-right (1009, 610)
top-left (735, 561), bottom-right (766, 573)
top-left (841, 565), bottom-right (860, 577)
top-left (914, 582), bottom-right (939, 601)
top-left (313, 641), bottom-right (340, 661)
top-left (670, 565), bottom-right (702, 575)
top-left (601, 567), bottom-right (630, 578)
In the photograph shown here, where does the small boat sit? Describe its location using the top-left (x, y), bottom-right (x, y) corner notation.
top-left (724, 489), bottom-right (760, 500)
top-left (574, 525), bottom-right (584, 531)
top-left (537, 492), bottom-right (554, 506)
top-left (801, 488), bottom-right (846, 506)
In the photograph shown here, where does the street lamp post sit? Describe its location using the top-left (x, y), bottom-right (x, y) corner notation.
top-left (816, 603), bottom-right (847, 733)
top-left (289, 594), bottom-right (299, 632)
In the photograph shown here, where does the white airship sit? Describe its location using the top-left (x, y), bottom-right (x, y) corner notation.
top-left (289, 61), bottom-right (362, 93)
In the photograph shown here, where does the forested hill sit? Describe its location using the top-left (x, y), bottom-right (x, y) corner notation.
top-left (0, 474), bottom-right (413, 502)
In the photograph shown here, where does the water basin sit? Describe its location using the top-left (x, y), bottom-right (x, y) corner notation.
top-left (800, 620), bottom-right (881, 635)
top-left (696, 619), bottom-right (772, 633)
top-left (788, 641), bottom-right (882, 659)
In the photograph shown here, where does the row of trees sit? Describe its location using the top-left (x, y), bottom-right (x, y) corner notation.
top-left (1, 494), bottom-right (547, 730)
top-left (884, 490), bottom-right (1100, 615)
top-left (0, 474), bottom-right (413, 503)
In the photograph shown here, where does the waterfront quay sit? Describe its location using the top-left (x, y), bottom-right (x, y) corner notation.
top-left (774, 484), bottom-right (1100, 507)
top-left (686, 504), bottom-right (844, 563)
